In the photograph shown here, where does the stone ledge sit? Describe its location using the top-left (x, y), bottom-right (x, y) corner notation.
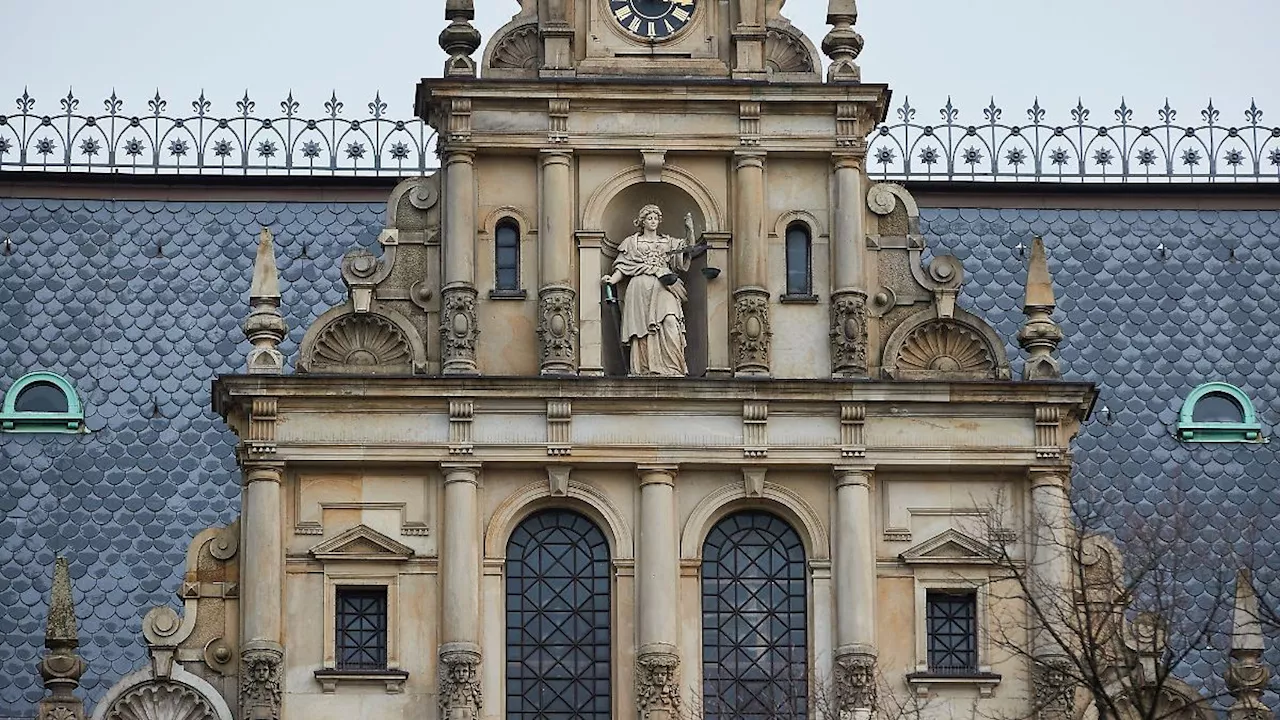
top-left (313, 668), bottom-right (409, 694)
top-left (905, 670), bottom-right (1001, 698)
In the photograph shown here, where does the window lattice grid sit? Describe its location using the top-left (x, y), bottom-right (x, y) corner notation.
top-left (505, 509), bottom-right (612, 720)
top-left (335, 588), bottom-right (388, 671)
top-left (701, 511), bottom-right (808, 720)
top-left (926, 591), bottom-right (978, 673)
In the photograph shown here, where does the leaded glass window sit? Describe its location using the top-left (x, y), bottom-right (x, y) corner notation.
top-left (335, 588), bottom-right (388, 670)
top-left (506, 510), bottom-right (611, 720)
top-left (701, 511), bottom-right (807, 720)
top-left (925, 590), bottom-right (977, 673)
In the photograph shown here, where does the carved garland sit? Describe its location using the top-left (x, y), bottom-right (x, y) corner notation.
top-left (103, 681), bottom-right (216, 720)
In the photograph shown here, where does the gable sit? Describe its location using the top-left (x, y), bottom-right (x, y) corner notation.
top-left (899, 528), bottom-right (996, 566)
top-left (308, 524), bottom-right (415, 562)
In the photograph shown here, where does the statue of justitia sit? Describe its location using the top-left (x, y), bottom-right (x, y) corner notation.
top-left (602, 204), bottom-right (695, 377)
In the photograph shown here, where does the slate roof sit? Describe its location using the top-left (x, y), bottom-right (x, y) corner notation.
top-left (1, 196), bottom-right (1277, 716)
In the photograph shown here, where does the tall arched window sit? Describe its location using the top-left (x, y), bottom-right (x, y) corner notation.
top-left (701, 511), bottom-right (807, 720)
top-left (784, 223), bottom-right (812, 297)
top-left (506, 510), bottom-right (611, 720)
top-left (495, 219), bottom-right (521, 293)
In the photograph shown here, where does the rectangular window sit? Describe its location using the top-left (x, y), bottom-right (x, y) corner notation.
top-left (925, 590), bottom-right (977, 673)
top-left (336, 587), bottom-right (388, 671)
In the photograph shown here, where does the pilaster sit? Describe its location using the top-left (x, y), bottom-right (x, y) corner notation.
top-left (732, 152), bottom-right (769, 377)
top-left (833, 466), bottom-right (877, 713)
top-left (240, 462), bottom-right (284, 720)
top-left (442, 145), bottom-right (479, 375)
top-left (539, 149), bottom-right (578, 375)
top-left (831, 153), bottom-right (869, 378)
top-left (636, 465), bottom-right (681, 720)
top-left (440, 463), bottom-right (483, 720)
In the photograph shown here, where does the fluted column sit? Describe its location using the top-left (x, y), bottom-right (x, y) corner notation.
top-left (441, 147), bottom-right (480, 375)
top-left (440, 464), bottom-right (483, 720)
top-left (539, 150), bottom-right (578, 374)
top-left (636, 466), bottom-right (681, 720)
top-left (831, 155), bottom-right (869, 378)
top-left (833, 467), bottom-right (877, 713)
top-left (1029, 469), bottom-right (1074, 720)
top-left (731, 153), bottom-right (770, 376)
top-left (240, 463), bottom-right (284, 720)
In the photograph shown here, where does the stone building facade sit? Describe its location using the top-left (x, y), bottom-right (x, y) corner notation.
top-left (1, 2), bottom-right (1277, 720)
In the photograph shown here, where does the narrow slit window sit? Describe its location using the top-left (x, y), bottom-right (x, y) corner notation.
top-left (495, 219), bottom-right (521, 292)
top-left (336, 587), bottom-right (388, 671)
top-left (926, 590), bottom-right (978, 674)
top-left (785, 223), bottom-right (811, 296)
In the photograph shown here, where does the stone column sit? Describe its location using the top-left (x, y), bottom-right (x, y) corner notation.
top-left (441, 147), bottom-right (480, 375)
top-left (731, 153), bottom-right (770, 377)
top-left (636, 466), bottom-right (681, 720)
top-left (440, 464), bottom-right (483, 720)
top-left (240, 463), bottom-right (284, 720)
top-left (833, 467), bottom-right (877, 713)
top-left (1029, 469), bottom-right (1074, 720)
top-left (539, 150), bottom-right (578, 375)
top-left (830, 155), bottom-right (869, 378)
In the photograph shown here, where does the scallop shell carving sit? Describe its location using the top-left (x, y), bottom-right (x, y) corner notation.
top-left (490, 24), bottom-right (540, 70)
top-left (764, 28), bottom-right (815, 74)
top-left (104, 681), bottom-right (217, 720)
top-left (895, 321), bottom-right (995, 379)
top-left (311, 314), bottom-right (412, 372)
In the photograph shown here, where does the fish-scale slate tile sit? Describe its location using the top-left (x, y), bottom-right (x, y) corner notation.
top-left (2, 196), bottom-right (1278, 716)
top-left (923, 206), bottom-right (1280, 711)
top-left (0, 198), bottom-right (382, 716)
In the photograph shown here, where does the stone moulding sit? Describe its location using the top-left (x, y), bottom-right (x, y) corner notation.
top-left (298, 303), bottom-right (426, 375)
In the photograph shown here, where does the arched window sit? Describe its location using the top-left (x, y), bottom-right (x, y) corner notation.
top-left (701, 511), bottom-right (807, 720)
top-left (495, 219), bottom-right (521, 294)
top-left (784, 223), bottom-right (812, 297)
top-left (1176, 382), bottom-right (1265, 443)
top-left (1, 372), bottom-right (84, 433)
top-left (506, 509), bottom-right (611, 720)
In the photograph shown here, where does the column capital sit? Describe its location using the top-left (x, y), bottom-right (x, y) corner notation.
top-left (835, 466), bottom-right (873, 487)
top-left (1029, 467), bottom-right (1068, 490)
top-left (241, 463), bottom-right (284, 486)
top-left (734, 151), bottom-right (766, 169)
top-left (540, 148), bottom-right (574, 164)
top-left (832, 152), bottom-right (866, 170)
top-left (442, 145), bottom-right (476, 164)
top-left (442, 463), bottom-right (482, 484)
top-left (637, 465), bottom-right (678, 486)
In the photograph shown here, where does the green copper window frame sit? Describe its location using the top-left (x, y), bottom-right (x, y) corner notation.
top-left (1175, 382), bottom-right (1264, 443)
top-left (0, 371), bottom-right (85, 433)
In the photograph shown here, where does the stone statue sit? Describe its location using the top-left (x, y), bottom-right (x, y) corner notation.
top-left (602, 204), bottom-right (695, 377)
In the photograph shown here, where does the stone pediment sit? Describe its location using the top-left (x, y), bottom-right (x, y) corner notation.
top-left (308, 525), bottom-right (414, 562)
top-left (899, 529), bottom-right (995, 566)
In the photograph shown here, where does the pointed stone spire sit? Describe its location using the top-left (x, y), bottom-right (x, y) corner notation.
top-left (1018, 237), bottom-right (1064, 380)
top-left (244, 227), bottom-right (287, 374)
top-left (440, 0), bottom-right (482, 78)
top-left (822, 0), bottom-right (864, 82)
top-left (1227, 570), bottom-right (1272, 720)
top-left (37, 557), bottom-right (86, 720)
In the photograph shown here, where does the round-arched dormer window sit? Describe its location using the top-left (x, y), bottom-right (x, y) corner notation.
top-left (1176, 382), bottom-right (1265, 443)
top-left (1, 372), bottom-right (85, 433)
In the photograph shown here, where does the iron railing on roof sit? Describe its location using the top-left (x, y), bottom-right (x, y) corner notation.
top-left (0, 89), bottom-right (1277, 182)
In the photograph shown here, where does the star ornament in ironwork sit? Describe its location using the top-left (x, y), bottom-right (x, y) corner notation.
top-left (123, 137), bottom-right (146, 157)
top-left (389, 142), bottom-right (411, 161)
top-left (1269, 148), bottom-right (1280, 167)
top-left (874, 147), bottom-right (897, 165)
top-left (1222, 149), bottom-right (1245, 167)
top-left (1049, 147), bottom-right (1072, 166)
top-left (1180, 148), bottom-right (1202, 167)
top-left (168, 139), bottom-right (189, 157)
top-left (961, 147), bottom-right (984, 166)
top-left (212, 139), bottom-right (234, 158)
top-left (1092, 148), bottom-right (1115, 166)
top-left (256, 140), bottom-right (278, 159)
top-left (34, 137), bottom-right (57, 156)
top-left (919, 147), bottom-right (940, 166)
top-left (301, 141), bottom-right (322, 159)
top-left (0, 138), bottom-right (11, 154)
top-left (1004, 148), bottom-right (1027, 166)
top-left (344, 142), bottom-right (366, 160)
top-left (1136, 147), bottom-right (1159, 166)
top-left (79, 138), bottom-right (101, 156)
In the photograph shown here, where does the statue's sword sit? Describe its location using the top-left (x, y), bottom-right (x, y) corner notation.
top-left (603, 281), bottom-right (629, 375)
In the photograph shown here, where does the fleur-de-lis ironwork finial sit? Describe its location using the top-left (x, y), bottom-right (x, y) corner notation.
top-left (1244, 98), bottom-right (1263, 125)
top-left (104, 89), bottom-right (122, 115)
top-left (897, 96), bottom-right (915, 123)
top-left (193, 90), bottom-right (211, 117)
top-left (1071, 98), bottom-right (1089, 125)
top-left (60, 88), bottom-right (78, 114)
top-left (149, 89), bottom-right (166, 117)
top-left (325, 91), bottom-right (343, 119)
top-left (1028, 97), bottom-right (1046, 125)
top-left (1202, 99), bottom-right (1220, 125)
top-left (1115, 98), bottom-right (1132, 125)
top-left (369, 92), bottom-right (387, 119)
top-left (1159, 98), bottom-right (1176, 125)
top-left (941, 97), bottom-right (959, 124)
top-left (237, 90), bottom-right (255, 117)
top-left (984, 97), bottom-right (1001, 125)
top-left (282, 91), bottom-right (299, 118)
top-left (17, 87), bottom-right (35, 113)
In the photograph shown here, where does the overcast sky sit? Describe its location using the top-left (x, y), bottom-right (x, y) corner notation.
top-left (4, 0), bottom-right (1277, 127)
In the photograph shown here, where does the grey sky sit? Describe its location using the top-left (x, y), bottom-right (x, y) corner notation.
top-left (4, 0), bottom-right (1277, 127)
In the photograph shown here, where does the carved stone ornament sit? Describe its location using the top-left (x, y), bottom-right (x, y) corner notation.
top-left (636, 652), bottom-right (681, 719)
top-left (834, 653), bottom-right (877, 713)
top-left (1032, 656), bottom-right (1075, 720)
top-left (830, 290), bottom-right (868, 377)
top-left (764, 26), bottom-right (816, 74)
top-left (239, 647), bottom-right (283, 720)
top-left (538, 285), bottom-right (578, 374)
top-left (489, 21), bottom-right (539, 70)
top-left (438, 646), bottom-right (483, 713)
top-left (731, 289), bottom-right (771, 376)
top-left (103, 682), bottom-right (218, 720)
top-left (884, 317), bottom-right (1007, 381)
top-left (305, 313), bottom-right (414, 374)
top-left (441, 285), bottom-right (480, 374)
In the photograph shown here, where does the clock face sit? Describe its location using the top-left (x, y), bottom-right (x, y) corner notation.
top-left (608, 0), bottom-right (697, 40)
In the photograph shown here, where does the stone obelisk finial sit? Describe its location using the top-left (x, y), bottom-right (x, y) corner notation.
top-left (244, 227), bottom-right (287, 374)
top-left (1018, 237), bottom-right (1064, 380)
top-left (822, 0), bottom-right (864, 82)
top-left (440, 0), bottom-right (481, 78)
top-left (1227, 570), bottom-right (1273, 720)
top-left (37, 557), bottom-right (86, 720)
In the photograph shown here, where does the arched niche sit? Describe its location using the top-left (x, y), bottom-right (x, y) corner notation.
top-left (595, 179), bottom-right (715, 377)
